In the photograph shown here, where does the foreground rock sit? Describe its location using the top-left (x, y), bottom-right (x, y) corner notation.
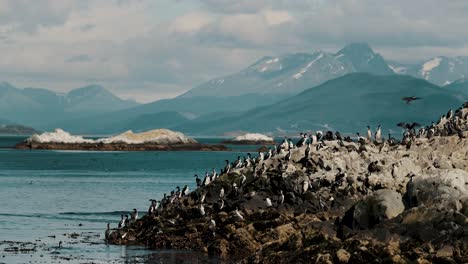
top-left (108, 104), bottom-right (468, 263)
top-left (15, 128), bottom-right (228, 151)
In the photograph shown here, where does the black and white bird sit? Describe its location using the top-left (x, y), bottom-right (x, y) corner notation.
top-left (209, 218), bottom-right (216, 233)
top-left (182, 185), bottom-right (189, 196)
top-left (211, 168), bottom-right (218, 181)
top-left (296, 133), bottom-right (307, 147)
top-left (265, 148), bottom-right (272, 160)
top-left (233, 208), bottom-right (244, 221)
top-left (446, 109), bottom-right (453, 119)
top-left (265, 198), bottom-right (272, 207)
top-left (130, 209), bottom-right (138, 223)
top-left (219, 187), bottom-right (225, 199)
top-left (335, 131), bottom-right (342, 141)
top-left (302, 180), bottom-right (309, 194)
top-left (199, 204), bottom-right (206, 216)
top-left (105, 223), bottom-right (111, 241)
top-left (194, 174), bottom-right (201, 188)
top-left (310, 133), bottom-right (318, 144)
top-left (233, 156), bottom-right (242, 168)
top-left (218, 199), bottom-right (225, 210)
top-left (124, 215), bottom-right (129, 228)
top-left (199, 191), bottom-right (206, 204)
top-left (118, 215), bottom-right (125, 229)
top-left (240, 174), bottom-right (247, 186)
top-left (366, 126), bottom-right (372, 141)
top-left (288, 138), bottom-right (295, 150)
top-left (278, 190), bottom-right (284, 206)
top-left (224, 160), bottom-right (231, 174)
top-left (305, 143), bottom-right (311, 158)
top-left (245, 153), bottom-right (252, 167)
top-left (316, 131), bottom-right (323, 141)
top-left (256, 152), bottom-right (264, 164)
top-left (375, 124), bottom-right (381, 141)
top-left (202, 172), bottom-right (211, 186)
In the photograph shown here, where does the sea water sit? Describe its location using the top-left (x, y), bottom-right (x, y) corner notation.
top-left (0, 136), bottom-right (259, 263)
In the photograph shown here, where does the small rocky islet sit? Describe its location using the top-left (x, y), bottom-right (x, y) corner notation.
top-left (107, 103), bottom-right (468, 263)
top-left (15, 128), bottom-right (228, 151)
top-left (222, 133), bottom-right (276, 146)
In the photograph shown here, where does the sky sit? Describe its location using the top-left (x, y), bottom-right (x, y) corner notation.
top-left (1, 0), bottom-right (468, 103)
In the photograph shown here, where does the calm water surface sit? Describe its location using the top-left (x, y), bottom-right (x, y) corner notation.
top-left (0, 136), bottom-right (257, 263)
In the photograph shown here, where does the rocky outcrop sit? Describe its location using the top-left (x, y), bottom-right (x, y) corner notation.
top-left (107, 104), bottom-right (468, 263)
top-left (15, 128), bottom-right (228, 151)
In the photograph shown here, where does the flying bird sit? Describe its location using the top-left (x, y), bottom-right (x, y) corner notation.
top-left (402, 96), bottom-right (421, 104)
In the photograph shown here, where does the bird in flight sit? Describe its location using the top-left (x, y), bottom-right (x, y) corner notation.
top-left (402, 96), bottom-right (421, 104)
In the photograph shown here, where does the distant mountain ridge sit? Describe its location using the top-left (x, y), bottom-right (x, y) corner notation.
top-left (388, 56), bottom-right (468, 86)
top-left (183, 43), bottom-right (468, 99)
top-left (174, 73), bottom-right (466, 135)
top-left (181, 43), bottom-right (393, 98)
top-left (0, 82), bottom-right (138, 128)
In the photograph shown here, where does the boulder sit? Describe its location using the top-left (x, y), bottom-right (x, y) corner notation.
top-left (336, 249), bottom-right (351, 263)
top-left (409, 169), bottom-right (468, 211)
top-left (350, 189), bottom-right (405, 229)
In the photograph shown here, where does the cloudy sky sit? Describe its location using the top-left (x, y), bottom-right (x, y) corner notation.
top-left (1, 0), bottom-right (467, 102)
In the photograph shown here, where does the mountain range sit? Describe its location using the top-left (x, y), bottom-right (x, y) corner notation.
top-left (174, 73), bottom-right (466, 135)
top-left (2, 43), bottom-right (468, 136)
top-left (0, 82), bottom-right (138, 128)
top-left (181, 43), bottom-right (394, 98)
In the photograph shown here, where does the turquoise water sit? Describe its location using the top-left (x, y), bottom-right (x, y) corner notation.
top-left (0, 136), bottom-right (253, 263)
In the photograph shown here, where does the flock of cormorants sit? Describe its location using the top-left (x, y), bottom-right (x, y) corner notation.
top-left (106, 102), bottom-right (467, 240)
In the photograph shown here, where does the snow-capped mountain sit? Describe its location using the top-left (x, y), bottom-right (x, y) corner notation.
top-left (388, 56), bottom-right (468, 86)
top-left (180, 43), bottom-right (393, 98)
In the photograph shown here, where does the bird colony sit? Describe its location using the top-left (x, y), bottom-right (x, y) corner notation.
top-left (106, 103), bottom-right (468, 263)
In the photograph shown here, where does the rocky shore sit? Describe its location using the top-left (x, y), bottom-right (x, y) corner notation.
top-left (107, 104), bottom-right (468, 263)
top-left (15, 142), bottom-right (228, 151)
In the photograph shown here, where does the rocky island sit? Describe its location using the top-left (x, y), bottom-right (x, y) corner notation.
top-left (15, 129), bottom-right (228, 151)
top-left (222, 133), bottom-right (276, 145)
top-left (107, 103), bottom-right (468, 263)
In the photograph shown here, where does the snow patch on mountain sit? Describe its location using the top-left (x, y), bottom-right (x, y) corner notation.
top-left (421, 57), bottom-right (442, 80)
top-left (389, 64), bottom-right (407, 74)
top-left (293, 53), bottom-right (324, 79)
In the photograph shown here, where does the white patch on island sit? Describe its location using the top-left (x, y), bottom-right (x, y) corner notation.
top-left (29, 129), bottom-right (94, 144)
top-left (233, 133), bottom-right (274, 142)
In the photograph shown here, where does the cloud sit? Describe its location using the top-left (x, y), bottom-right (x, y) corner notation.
top-left (0, 0), bottom-right (468, 102)
top-left (65, 54), bottom-right (92, 63)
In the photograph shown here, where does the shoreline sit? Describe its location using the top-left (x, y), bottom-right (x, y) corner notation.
top-left (14, 142), bottom-right (230, 152)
